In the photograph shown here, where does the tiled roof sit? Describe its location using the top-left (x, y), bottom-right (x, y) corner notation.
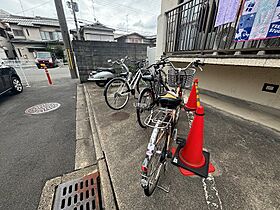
top-left (82, 23), bottom-right (114, 31)
top-left (0, 15), bottom-right (60, 27)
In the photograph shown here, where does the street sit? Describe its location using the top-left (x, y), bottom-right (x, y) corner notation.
top-left (0, 66), bottom-right (77, 210)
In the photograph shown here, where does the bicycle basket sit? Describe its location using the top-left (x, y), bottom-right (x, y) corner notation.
top-left (167, 67), bottom-right (196, 89)
top-left (179, 68), bottom-right (196, 89)
top-left (167, 67), bottom-right (178, 87)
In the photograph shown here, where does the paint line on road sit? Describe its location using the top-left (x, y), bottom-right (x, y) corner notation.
top-left (202, 174), bottom-right (223, 210)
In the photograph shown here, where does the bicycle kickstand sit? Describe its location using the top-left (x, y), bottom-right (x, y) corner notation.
top-left (157, 184), bottom-right (170, 193)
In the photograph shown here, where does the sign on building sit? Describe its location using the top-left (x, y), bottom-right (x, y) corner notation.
top-left (235, 0), bottom-right (280, 41)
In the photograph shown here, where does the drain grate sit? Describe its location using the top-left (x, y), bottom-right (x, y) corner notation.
top-left (53, 172), bottom-right (101, 210)
top-left (25, 103), bottom-right (61, 115)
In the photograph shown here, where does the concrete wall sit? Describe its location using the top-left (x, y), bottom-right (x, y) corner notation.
top-left (83, 28), bottom-right (114, 41)
top-left (72, 40), bottom-right (150, 82)
top-left (13, 43), bottom-right (35, 60)
top-left (156, 0), bottom-right (179, 59)
top-left (174, 62), bottom-right (280, 109)
top-left (23, 27), bottom-right (41, 40)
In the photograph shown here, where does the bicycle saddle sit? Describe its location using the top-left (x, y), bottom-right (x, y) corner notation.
top-left (158, 91), bottom-right (182, 109)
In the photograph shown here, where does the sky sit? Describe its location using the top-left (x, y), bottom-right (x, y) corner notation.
top-left (1, 0), bottom-right (161, 35)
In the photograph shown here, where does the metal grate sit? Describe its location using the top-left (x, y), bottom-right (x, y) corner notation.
top-left (53, 172), bottom-right (101, 210)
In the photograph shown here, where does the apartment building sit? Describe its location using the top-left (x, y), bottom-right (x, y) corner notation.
top-left (156, 0), bottom-right (280, 110)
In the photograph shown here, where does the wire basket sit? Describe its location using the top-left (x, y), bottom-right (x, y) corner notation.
top-left (168, 67), bottom-right (196, 89)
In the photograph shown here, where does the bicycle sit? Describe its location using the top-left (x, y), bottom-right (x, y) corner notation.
top-left (103, 57), bottom-right (150, 110)
top-left (136, 57), bottom-right (170, 128)
top-left (140, 59), bottom-right (204, 196)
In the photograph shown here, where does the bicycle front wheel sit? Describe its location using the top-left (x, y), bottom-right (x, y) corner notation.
top-left (104, 78), bottom-right (130, 110)
top-left (142, 129), bottom-right (167, 196)
top-left (136, 88), bottom-right (155, 128)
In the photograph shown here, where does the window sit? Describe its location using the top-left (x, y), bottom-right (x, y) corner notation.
top-left (13, 29), bottom-right (24, 37)
top-left (57, 32), bottom-right (62, 40)
top-left (40, 31), bottom-right (61, 40)
top-left (40, 31), bottom-right (46, 40)
top-left (26, 29), bottom-right (30, 36)
top-left (0, 28), bottom-right (7, 38)
top-left (17, 49), bottom-right (22, 57)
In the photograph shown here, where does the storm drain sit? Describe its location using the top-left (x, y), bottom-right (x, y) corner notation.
top-left (25, 102), bottom-right (61, 115)
top-left (53, 172), bottom-right (102, 210)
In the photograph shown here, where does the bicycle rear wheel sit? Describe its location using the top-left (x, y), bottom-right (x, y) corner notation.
top-left (136, 88), bottom-right (155, 128)
top-left (104, 78), bottom-right (130, 110)
top-left (142, 129), bottom-right (167, 196)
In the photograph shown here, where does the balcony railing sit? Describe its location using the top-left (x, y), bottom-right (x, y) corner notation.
top-left (165, 0), bottom-right (280, 57)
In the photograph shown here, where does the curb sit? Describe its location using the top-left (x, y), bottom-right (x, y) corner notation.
top-left (84, 84), bottom-right (117, 210)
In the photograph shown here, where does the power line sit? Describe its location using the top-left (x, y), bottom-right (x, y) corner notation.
top-left (95, 0), bottom-right (158, 16)
top-left (15, 0), bottom-right (52, 14)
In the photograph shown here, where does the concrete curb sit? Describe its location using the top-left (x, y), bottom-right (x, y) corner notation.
top-left (84, 84), bottom-right (117, 210)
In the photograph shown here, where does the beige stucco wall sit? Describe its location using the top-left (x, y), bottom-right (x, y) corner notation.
top-left (174, 62), bottom-right (280, 109)
top-left (13, 43), bottom-right (35, 60)
top-left (23, 27), bottom-right (41, 40)
top-left (156, 0), bottom-right (179, 59)
top-left (161, 0), bottom-right (179, 13)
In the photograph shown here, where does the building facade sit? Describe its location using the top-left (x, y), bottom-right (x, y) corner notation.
top-left (156, 0), bottom-right (280, 110)
top-left (115, 33), bottom-right (156, 46)
top-left (71, 23), bottom-right (115, 42)
top-left (0, 10), bottom-right (63, 61)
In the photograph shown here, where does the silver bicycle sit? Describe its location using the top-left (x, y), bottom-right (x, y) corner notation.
top-left (104, 57), bottom-right (150, 110)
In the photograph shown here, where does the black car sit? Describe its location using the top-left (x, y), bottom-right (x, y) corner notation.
top-left (0, 66), bottom-right (23, 95)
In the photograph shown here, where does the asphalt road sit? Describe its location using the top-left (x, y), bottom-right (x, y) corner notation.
top-left (87, 84), bottom-right (280, 210)
top-left (0, 66), bottom-right (77, 210)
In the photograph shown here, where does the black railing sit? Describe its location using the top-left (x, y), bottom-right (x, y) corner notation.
top-left (165, 0), bottom-right (280, 57)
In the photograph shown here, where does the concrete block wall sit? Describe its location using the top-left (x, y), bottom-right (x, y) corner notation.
top-left (72, 40), bottom-right (150, 82)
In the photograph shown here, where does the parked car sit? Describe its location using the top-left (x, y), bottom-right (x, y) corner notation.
top-left (0, 66), bottom-right (23, 95)
top-left (35, 51), bottom-right (58, 69)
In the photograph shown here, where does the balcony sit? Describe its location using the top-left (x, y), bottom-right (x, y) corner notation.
top-left (165, 0), bottom-right (280, 59)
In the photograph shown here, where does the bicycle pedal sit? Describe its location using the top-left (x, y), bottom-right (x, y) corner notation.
top-left (157, 184), bottom-right (170, 193)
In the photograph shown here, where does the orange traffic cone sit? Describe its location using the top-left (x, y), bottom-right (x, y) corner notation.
top-left (185, 79), bottom-right (199, 111)
top-left (172, 106), bottom-right (215, 178)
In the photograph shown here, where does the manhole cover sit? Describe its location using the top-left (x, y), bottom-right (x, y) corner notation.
top-left (110, 112), bottom-right (130, 121)
top-left (25, 103), bottom-right (61, 114)
top-left (53, 172), bottom-right (102, 210)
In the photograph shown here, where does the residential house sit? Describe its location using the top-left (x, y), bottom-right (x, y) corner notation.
top-left (115, 33), bottom-right (156, 46)
top-left (0, 10), bottom-right (16, 60)
top-left (156, 0), bottom-right (280, 110)
top-left (71, 22), bottom-right (115, 41)
top-left (0, 10), bottom-right (63, 61)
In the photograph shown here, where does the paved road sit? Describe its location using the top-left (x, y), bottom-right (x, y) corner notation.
top-left (86, 84), bottom-right (280, 210)
top-left (0, 66), bottom-right (77, 210)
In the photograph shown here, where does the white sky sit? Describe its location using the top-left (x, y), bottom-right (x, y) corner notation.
top-left (1, 0), bottom-right (161, 35)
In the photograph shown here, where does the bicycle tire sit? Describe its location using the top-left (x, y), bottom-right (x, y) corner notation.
top-left (136, 88), bottom-right (155, 128)
top-left (143, 129), bottom-right (167, 196)
top-left (104, 78), bottom-right (130, 110)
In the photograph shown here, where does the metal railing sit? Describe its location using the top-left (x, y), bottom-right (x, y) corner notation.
top-left (165, 0), bottom-right (280, 57)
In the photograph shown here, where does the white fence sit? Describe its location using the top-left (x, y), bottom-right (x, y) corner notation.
top-left (1, 59), bottom-right (36, 87)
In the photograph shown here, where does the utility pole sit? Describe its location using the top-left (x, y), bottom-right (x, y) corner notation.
top-left (54, 0), bottom-right (78, 79)
top-left (70, 0), bottom-right (80, 40)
